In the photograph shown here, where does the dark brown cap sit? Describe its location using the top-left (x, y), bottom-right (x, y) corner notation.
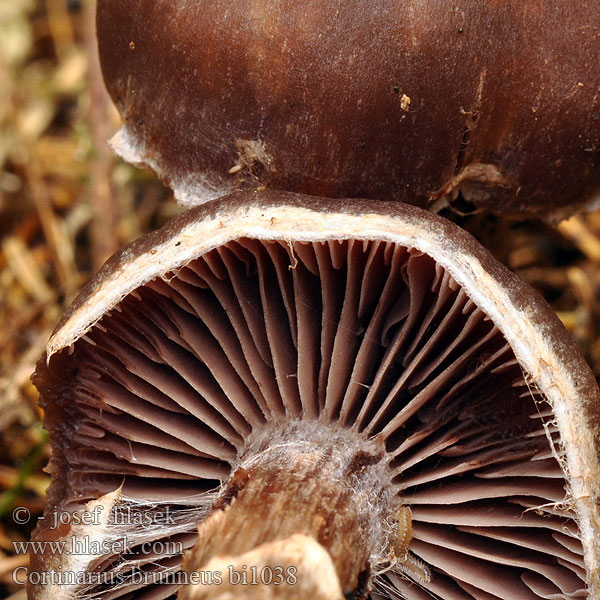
top-left (97, 1), bottom-right (600, 221)
top-left (30, 191), bottom-right (600, 599)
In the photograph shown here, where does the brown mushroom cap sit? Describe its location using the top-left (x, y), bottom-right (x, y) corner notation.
top-left (31, 191), bottom-right (600, 599)
top-left (97, 0), bottom-right (600, 221)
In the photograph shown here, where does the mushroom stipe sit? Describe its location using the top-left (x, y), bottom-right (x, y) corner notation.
top-left (30, 192), bottom-right (600, 599)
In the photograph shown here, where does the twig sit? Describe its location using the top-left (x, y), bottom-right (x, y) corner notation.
top-left (83, 0), bottom-right (120, 270)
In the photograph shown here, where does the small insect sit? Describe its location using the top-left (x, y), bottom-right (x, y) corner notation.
top-left (393, 506), bottom-right (432, 584)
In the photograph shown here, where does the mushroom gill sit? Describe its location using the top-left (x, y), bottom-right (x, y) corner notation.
top-left (30, 192), bottom-right (600, 600)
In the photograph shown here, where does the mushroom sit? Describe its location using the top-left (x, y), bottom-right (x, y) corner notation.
top-left (30, 191), bottom-right (600, 599)
top-left (96, 0), bottom-right (600, 221)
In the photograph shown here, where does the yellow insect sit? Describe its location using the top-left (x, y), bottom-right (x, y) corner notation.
top-left (392, 506), bottom-right (432, 584)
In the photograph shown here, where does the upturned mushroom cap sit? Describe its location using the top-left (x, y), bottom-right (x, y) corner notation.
top-left (97, 0), bottom-right (600, 221)
top-left (30, 191), bottom-right (600, 599)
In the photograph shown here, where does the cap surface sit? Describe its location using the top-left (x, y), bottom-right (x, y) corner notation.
top-left (97, 0), bottom-right (600, 220)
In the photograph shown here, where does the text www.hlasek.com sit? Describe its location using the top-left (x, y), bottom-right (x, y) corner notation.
top-left (13, 536), bottom-right (183, 557)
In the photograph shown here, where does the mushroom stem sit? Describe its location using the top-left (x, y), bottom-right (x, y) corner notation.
top-left (179, 424), bottom-right (394, 599)
top-left (180, 534), bottom-right (345, 600)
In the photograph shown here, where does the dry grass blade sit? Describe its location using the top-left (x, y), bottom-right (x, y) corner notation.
top-left (558, 216), bottom-right (600, 264)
